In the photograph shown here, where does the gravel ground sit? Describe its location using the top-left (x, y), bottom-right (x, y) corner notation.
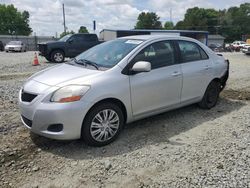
top-left (0, 51), bottom-right (250, 188)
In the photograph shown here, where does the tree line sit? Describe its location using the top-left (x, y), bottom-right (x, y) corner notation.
top-left (135, 3), bottom-right (250, 42)
top-left (0, 3), bottom-right (249, 42)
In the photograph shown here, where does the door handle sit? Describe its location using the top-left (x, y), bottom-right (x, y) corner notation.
top-left (171, 71), bottom-right (181, 77)
top-left (204, 65), bottom-right (211, 70)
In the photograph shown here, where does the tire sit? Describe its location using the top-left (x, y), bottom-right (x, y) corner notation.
top-left (198, 81), bottom-right (220, 109)
top-left (82, 102), bottom-right (124, 146)
top-left (50, 50), bottom-right (65, 63)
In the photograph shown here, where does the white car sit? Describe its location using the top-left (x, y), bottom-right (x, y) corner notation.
top-left (231, 41), bottom-right (246, 49)
top-left (19, 35), bottom-right (229, 146)
top-left (5, 41), bottom-right (26, 52)
top-left (242, 44), bottom-right (250, 54)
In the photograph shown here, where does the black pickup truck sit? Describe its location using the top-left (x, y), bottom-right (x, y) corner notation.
top-left (38, 34), bottom-right (102, 63)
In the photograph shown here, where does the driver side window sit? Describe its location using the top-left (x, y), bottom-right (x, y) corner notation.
top-left (132, 41), bottom-right (176, 69)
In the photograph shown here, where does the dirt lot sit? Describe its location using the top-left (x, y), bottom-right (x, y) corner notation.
top-left (0, 51), bottom-right (250, 188)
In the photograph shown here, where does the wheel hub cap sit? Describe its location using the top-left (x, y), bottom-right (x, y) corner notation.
top-left (90, 109), bottom-right (119, 142)
top-left (54, 53), bottom-right (63, 62)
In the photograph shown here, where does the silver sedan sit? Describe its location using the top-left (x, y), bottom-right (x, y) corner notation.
top-left (19, 35), bottom-right (229, 146)
top-left (5, 41), bottom-right (26, 52)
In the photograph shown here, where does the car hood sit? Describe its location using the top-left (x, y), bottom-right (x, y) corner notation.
top-left (38, 41), bottom-right (64, 45)
top-left (31, 63), bottom-right (101, 86)
top-left (6, 45), bottom-right (21, 48)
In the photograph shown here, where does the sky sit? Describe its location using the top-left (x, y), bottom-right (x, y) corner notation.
top-left (0, 0), bottom-right (248, 36)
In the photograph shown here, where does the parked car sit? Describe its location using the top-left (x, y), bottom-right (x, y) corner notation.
top-left (19, 35), bottom-right (229, 146)
top-left (231, 41), bottom-right (246, 51)
top-left (5, 41), bottom-right (26, 52)
top-left (208, 43), bottom-right (224, 52)
top-left (224, 44), bottom-right (234, 52)
top-left (38, 33), bottom-right (103, 63)
top-left (242, 44), bottom-right (250, 55)
top-left (0, 41), bottom-right (4, 51)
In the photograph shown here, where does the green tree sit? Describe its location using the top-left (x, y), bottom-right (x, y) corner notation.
top-left (220, 3), bottom-right (250, 42)
top-left (173, 3), bottom-right (250, 42)
top-left (175, 7), bottom-right (219, 33)
top-left (175, 21), bottom-right (187, 30)
top-left (78, 26), bottom-right (89, 33)
top-left (164, 21), bottom-right (174, 30)
top-left (0, 4), bottom-right (32, 35)
top-left (59, 30), bottom-right (75, 38)
top-left (135, 12), bottom-right (162, 29)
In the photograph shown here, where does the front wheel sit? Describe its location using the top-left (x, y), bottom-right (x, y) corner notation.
top-left (51, 50), bottom-right (65, 63)
top-left (82, 103), bottom-right (124, 146)
top-left (198, 81), bottom-right (220, 109)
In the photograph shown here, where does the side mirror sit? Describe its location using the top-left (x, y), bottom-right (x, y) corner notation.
top-left (131, 61), bottom-right (151, 73)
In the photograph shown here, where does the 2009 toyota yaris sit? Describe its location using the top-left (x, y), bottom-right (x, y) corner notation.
top-left (19, 35), bottom-right (229, 146)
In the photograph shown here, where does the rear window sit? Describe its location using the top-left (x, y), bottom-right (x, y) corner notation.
top-left (84, 35), bottom-right (97, 41)
top-left (178, 41), bottom-right (208, 62)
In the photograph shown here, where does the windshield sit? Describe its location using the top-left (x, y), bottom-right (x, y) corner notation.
top-left (8, 41), bottom-right (21, 45)
top-left (75, 39), bottom-right (144, 68)
top-left (59, 34), bottom-right (72, 42)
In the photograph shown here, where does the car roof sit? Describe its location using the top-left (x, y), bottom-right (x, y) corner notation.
top-left (120, 35), bottom-right (197, 42)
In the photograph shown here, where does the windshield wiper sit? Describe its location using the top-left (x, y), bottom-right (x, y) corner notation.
top-left (72, 58), bottom-right (99, 70)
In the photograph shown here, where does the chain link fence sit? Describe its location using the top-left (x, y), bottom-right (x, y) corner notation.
top-left (0, 35), bottom-right (57, 51)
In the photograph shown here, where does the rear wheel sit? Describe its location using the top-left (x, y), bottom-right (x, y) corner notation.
top-left (51, 50), bottom-right (65, 63)
top-left (82, 103), bottom-right (124, 146)
top-left (198, 81), bottom-right (220, 109)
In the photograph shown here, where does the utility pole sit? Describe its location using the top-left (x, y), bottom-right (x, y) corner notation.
top-left (93, 20), bottom-right (96, 33)
top-left (62, 3), bottom-right (66, 33)
top-left (170, 8), bottom-right (172, 23)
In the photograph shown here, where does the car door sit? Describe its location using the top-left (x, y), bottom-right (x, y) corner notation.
top-left (129, 40), bottom-right (182, 117)
top-left (177, 40), bottom-right (213, 102)
top-left (66, 35), bottom-right (83, 57)
top-left (82, 35), bottom-right (98, 51)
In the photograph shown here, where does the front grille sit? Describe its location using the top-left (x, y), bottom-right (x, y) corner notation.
top-left (38, 44), bottom-right (47, 55)
top-left (21, 115), bottom-right (32, 127)
top-left (21, 91), bottom-right (37, 102)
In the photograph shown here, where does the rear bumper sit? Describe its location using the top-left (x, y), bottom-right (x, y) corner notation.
top-left (220, 60), bottom-right (229, 90)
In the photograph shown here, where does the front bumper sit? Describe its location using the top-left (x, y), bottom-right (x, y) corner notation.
top-left (18, 86), bottom-right (91, 140)
top-left (5, 47), bottom-right (21, 51)
top-left (38, 44), bottom-right (48, 57)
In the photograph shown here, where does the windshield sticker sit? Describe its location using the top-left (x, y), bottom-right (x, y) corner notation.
top-left (125, 40), bottom-right (143, 45)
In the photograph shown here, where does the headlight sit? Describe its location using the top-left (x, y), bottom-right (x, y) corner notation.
top-left (51, 85), bottom-right (90, 103)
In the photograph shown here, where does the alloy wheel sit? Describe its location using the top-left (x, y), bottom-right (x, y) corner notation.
top-left (54, 52), bottom-right (63, 62)
top-left (90, 109), bottom-right (120, 142)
